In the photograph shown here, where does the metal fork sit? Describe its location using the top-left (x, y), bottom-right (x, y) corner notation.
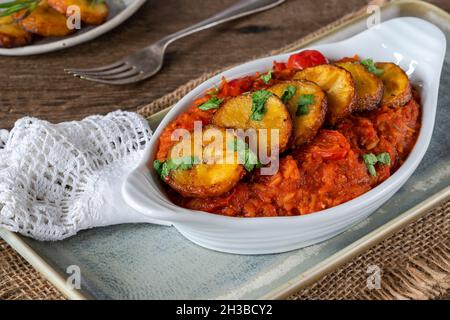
top-left (65, 0), bottom-right (285, 85)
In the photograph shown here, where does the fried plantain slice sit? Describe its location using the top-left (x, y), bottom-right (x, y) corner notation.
top-left (212, 93), bottom-right (292, 155)
top-left (376, 62), bottom-right (412, 107)
top-left (293, 64), bottom-right (357, 126)
top-left (335, 61), bottom-right (384, 112)
top-left (14, 0), bottom-right (74, 37)
top-left (47, 0), bottom-right (108, 25)
top-left (161, 126), bottom-right (245, 198)
top-left (268, 80), bottom-right (327, 147)
top-left (0, 16), bottom-right (32, 48)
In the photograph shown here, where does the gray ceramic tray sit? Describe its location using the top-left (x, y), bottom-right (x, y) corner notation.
top-left (1, 0), bottom-right (449, 299)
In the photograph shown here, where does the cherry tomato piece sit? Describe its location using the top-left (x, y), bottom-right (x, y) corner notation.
top-left (287, 50), bottom-right (328, 70)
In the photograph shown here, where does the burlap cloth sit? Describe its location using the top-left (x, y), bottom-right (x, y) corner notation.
top-left (1, 0), bottom-right (449, 300)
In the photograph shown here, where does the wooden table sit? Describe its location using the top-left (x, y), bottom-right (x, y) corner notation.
top-left (1, 0), bottom-right (448, 129)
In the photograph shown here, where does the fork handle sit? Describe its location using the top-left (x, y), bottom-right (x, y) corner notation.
top-left (158, 0), bottom-right (285, 47)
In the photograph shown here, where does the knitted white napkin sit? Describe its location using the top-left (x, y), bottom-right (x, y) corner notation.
top-left (0, 111), bottom-right (154, 241)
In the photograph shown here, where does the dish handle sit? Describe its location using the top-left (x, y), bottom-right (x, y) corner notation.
top-left (122, 165), bottom-right (187, 226)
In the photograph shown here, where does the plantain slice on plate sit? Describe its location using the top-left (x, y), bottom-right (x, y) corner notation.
top-left (160, 126), bottom-right (245, 198)
top-left (293, 64), bottom-right (357, 126)
top-left (376, 62), bottom-right (412, 107)
top-left (47, 0), bottom-right (109, 25)
top-left (268, 80), bottom-right (327, 147)
top-left (335, 61), bottom-right (384, 112)
top-left (212, 92), bottom-right (292, 155)
top-left (0, 16), bottom-right (32, 48)
top-left (14, 0), bottom-right (74, 37)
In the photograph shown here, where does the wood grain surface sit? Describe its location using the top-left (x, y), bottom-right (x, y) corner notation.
top-left (0, 0), bottom-right (448, 129)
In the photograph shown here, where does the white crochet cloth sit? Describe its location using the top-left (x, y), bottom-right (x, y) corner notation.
top-left (0, 111), bottom-right (154, 241)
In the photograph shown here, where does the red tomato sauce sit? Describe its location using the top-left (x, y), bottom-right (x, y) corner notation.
top-left (155, 51), bottom-right (421, 217)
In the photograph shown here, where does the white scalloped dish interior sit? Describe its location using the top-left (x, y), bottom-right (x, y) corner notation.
top-left (122, 17), bottom-right (446, 254)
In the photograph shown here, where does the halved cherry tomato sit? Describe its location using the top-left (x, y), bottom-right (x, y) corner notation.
top-left (287, 50), bottom-right (328, 70)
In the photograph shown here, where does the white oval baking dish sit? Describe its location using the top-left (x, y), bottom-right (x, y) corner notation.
top-left (122, 17), bottom-right (446, 254)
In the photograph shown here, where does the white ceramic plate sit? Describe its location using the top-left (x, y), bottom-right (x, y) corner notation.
top-left (123, 17), bottom-right (446, 255)
top-left (0, 0), bottom-right (146, 56)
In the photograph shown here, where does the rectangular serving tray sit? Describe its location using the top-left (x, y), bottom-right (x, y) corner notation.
top-left (1, 0), bottom-right (450, 300)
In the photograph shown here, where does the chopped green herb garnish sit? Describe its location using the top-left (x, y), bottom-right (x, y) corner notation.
top-left (175, 156), bottom-right (199, 170)
top-left (363, 153), bottom-right (378, 177)
top-left (260, 71), bottom-right (273, 84)
top-left (377, 152), bottom-right (391, 165)
top-left (363, 153), bottom-right (378, 166)
top-left (231, 139), bottom-right (261, 172)
top-left (296, 94), bottom-right (314, 116)
top-left (250, 90), bottom-right (273, 121)
top-left (361, 59), bottom-right (384, 76)
top-left (363, 152), bottom-right (391, 176)
top-left (198, 97), bottom-right (223, 111)
top-left (153, 156), bottom-right (199, 180)
top-left (0, 0), bottom-right (39, 18)
top-left (296, 104), bottom-right (309, 116)
top-left (281, 85), bottom-right (297, 103)
top-left (159, 162), bottom-right (173, 180)
top-left (153, 159), bottom-right (163, 172)
top-left (0, 0), bottom-right (103, 17)
top-left (367, 164), bottom-right (377, 176)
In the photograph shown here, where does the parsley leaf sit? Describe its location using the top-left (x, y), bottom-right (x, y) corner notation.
top-left (159, 161), bottom-right (173, 180)
top-left (281, 85), bottom-right (297, 103)
top-left (250, 90), bottom-right (273, 121)
top-left (0, 0), bottom-right (39, 18)
top-left (198, 97), bottom-right (223, 111)
top-left (363, 153), bottom-right (378, 166)
top-left (363, 153), bottom-right (378, 177)
top-left (153, 156), bottom-right (199, 180)
top-left (153, 159), bottom-right (163, 175)
top-left (231, 139), bottom-right (261, 172)
top-left (173, 156), bottom-right (199, 170)
top-left (361, 59), bottom-right (384, 76)
top-left (260, 71), bottom-right (272, 84)
top-left (363, 152), bottom-right (391, 176)
top-left (377, 152), bottom-right (391, 165)
top-left (296, 94), bottom-right (314, 116)
top-left (367, 164), bottom-right (377, 177)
